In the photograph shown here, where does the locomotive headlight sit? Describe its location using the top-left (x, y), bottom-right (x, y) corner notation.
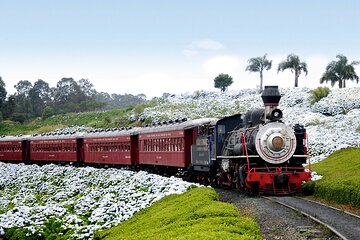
top-left (269, 135), bottom-right (285, 151)
top-left (255, 122), bottom-right (297, 164)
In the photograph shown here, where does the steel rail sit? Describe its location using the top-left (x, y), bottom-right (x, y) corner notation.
top-left (262, 196), bottom-right (349, 240)
top-left (300, 197), bottom-right (360, 220)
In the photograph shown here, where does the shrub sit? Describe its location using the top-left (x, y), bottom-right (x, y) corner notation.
top-left (10, 113), bottom-right (26, 124)
top-left (42, 106), bottom-right (55, 120)
top-left (309, 86), bottom-right (330, 105)
top-left (4, 227), bottom-right (38, 240)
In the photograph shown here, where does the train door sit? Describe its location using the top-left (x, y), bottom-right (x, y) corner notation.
top-left (131, 134), bottom-right (139, 166)
top-left (76, 138), bottom-right (84, 163)
top-left (184, 129), bottom-right (196, 167)
top-left (22, 140), bottom-right (30, 163)
top-left (190, 125), bottom-right (215, 172)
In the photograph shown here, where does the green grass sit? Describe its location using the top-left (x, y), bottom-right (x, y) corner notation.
top-left (94, 187), bottom-right (261, 240)
top-left (304, 148), bottom-right (360, 208)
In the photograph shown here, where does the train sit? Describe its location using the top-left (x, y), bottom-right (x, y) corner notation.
top-left (0, 86), bottom-right (311, 195)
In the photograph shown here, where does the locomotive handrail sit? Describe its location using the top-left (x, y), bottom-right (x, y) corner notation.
top-left (217, 155), bottom-right (259, 159)
top-left (248, 166), bottom-right (309, 173)
top-left (305, 132), bottom-right (311, 171)
top-left (241, 133), bottom-right (250, 174)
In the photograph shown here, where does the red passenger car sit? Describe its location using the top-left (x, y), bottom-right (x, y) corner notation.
top-left (82, 129), bottom-right (136, 165)
top-left (29, 133), bottom-right (84, 162)
top-left (0, 135), bottom-right (29, 162)
top-left (136, 119), bottom-right (216, 168)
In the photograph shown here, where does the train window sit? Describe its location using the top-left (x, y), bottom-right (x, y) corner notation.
top-left (175, 138), bottom-right (178, 151)
top-left (159, 139), bottom-right (162, 151)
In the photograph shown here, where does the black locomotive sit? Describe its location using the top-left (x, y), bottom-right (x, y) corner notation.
top-left (194, 86), bottom-right (311, 194)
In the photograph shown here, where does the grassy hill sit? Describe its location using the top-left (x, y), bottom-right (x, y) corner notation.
top-left (0, 108), bottom-right (133, 136)
top-left (0, 99), bottom-right (160, 136)
top-left (304, 147), bottom-right (360, 208)
top-left (94, 187), bottom-right (261, 240)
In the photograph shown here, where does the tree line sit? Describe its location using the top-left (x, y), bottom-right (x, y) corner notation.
top-left (0, 77), bottom-right (145, 123)
top-left (214, 54), bottom-right (359, 92)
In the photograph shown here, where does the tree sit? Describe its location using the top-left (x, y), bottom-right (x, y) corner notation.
top-left (320, 54), bottom-right (359, 88)
top-left (214, 73), bottom-right (233, 92)
top-left (277, 54), bottom-right (308, 87)
top-left (245, 54), bottom-right (272, 92)
top-left (0, 77), bottom-right (7, 115)
top-left (14, 80), bottom-right (33, 97)
top-left (53, 77), bottom-right (80, 104)
top-left (78, 78), bottom-right (96, 98)
top-left (3, 95), bottom-right (16, 119)
top-left (13, 80), bottom-right (34, 120)
top-left (29, 79), bottom-right (52, 117)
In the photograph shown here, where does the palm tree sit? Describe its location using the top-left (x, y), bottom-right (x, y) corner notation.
top-left (245, 54), bottom-right (272, 92)
top-left (320, 54), bottom-right (359, 88)
top-left (277, 54), bottom-right (308, 87)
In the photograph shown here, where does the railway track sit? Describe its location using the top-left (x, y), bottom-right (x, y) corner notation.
top-left (263, 196), bottom-right (360, 240)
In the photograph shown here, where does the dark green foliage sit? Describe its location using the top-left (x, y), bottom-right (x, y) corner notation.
top-left (1, 78), bottom-right (107, 123)
top-left (95, 92), bottom-right (146, 110)
top-left (29, 79), bottom-right (52, 117)
top-left (0, 76), bottom-right (7, 118)
top-left (94, 187), bottom-right (261, 240)
top-left (41, 218), bottom-right (75, 239)
top-left (10, 113), bottom-right (27, 124)
top-left (42, 106), bottom-right (55, 119)
top-left (302, 181), bottom-right (316, 195)
top-left (308, 148), bottom-right (360, 207)
top-left (4, 218), bottom-right (75, 240)
top-left (0, 108), bottom-right (134, 135)
top-left (4, 227), bottom-right (38, 240)
top-left (214, 73), bottom-right (233, 92)
top-left (309, 86), bottom-right (330, 105)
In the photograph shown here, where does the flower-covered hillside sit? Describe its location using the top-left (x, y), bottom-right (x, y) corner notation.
top-left (0, 163), bottom-right (198, 239)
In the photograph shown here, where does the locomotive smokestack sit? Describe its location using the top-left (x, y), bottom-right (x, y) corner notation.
top-left (261, 86), bottom-right (281, 107)
top-left (261, 86), bottom-right (282, 121)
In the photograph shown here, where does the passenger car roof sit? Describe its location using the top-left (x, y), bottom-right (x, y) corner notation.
top-left (135, 118), bottom-right (218, 134)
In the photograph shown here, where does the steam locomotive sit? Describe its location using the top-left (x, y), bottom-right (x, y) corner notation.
top-left (0, 86), bottom-right (311, 195)
top-left (210, 86), bottom-right (311, 194)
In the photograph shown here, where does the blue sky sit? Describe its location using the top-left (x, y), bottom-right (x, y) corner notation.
top-left (1, 0), bottom-right (359, 97)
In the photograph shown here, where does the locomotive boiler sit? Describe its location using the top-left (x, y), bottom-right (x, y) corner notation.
top-left (212, 86), bottom-right (311, 194)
